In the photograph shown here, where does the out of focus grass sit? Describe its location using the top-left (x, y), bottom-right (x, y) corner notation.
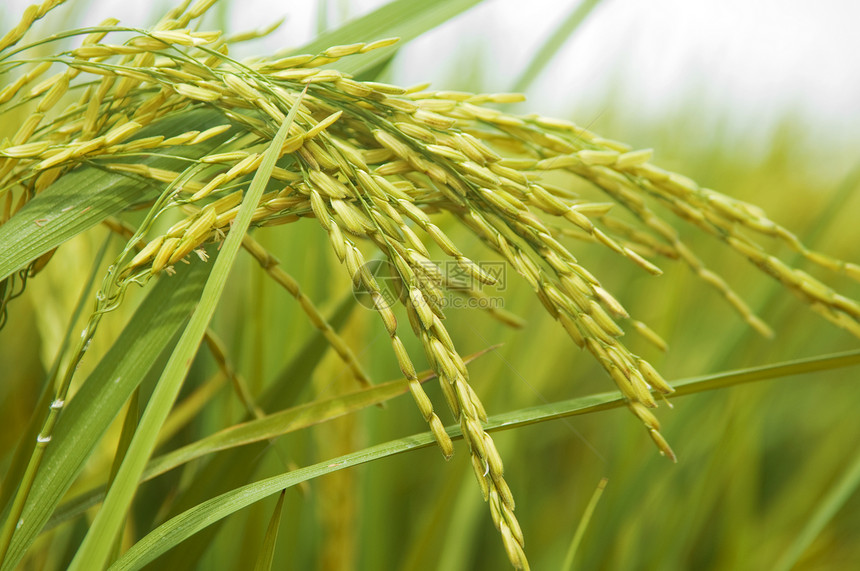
top-left (1, 1), bottom-right (859, 569)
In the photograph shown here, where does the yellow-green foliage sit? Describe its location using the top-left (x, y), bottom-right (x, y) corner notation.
top-left (1, 1), bottom-right (859, 569)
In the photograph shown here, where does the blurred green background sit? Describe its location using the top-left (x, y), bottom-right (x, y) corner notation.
top-left (1, 1), bottom-right (859, 569)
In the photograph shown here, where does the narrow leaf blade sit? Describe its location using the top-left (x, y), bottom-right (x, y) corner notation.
top-left (253, 490), bottom-right (286, 571)
top-left (109, 349), bottom-right (860, 570)
top-left (0, 259), bottom-right (213, 571)
top-left (298, 0), bottom-right (485, 77)
top-left (67, 91), bottom-right (305, 571)
top-left (0, 109), bottom-right (228, 281)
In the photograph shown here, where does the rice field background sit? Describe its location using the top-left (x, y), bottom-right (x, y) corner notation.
top-left (1, 1), bottom-right (859, 569)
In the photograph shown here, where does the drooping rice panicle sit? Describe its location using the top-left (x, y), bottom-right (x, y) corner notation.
top-left (3, 3), bottom-right (859, 567)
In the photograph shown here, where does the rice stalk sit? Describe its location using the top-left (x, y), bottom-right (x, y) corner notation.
top-left (1, 0), bottom-right (859, 568)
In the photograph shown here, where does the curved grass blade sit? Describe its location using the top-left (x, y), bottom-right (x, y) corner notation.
top-left (146, 374), bottom-right (425, 480)
top-left (298, 0), bottom-right (485, 77)
top-left (773, 446), bottom-right (860, 571)
top-left (147, 292), bottom-right (362, 570)
top-left (66, 88), bottom-right (307, 571)
top-left (0, 258), bottom-right (213, 571)
top-left (104, 388), bottom-right (140, 567)
top-left (108, 349), bottom-right (860, 570)
top-left (486, 348), bottom-right (860, 431)
top-left (151, 346), bottom-right (499, 480)
top-left (0, 235), bottom-right (111, 516)
top-left (511, 0), bottom-right (604, 93)
top-left (43, 291), bottom-right (353, 534)
top-left (0, 109), bottom-right (229, 282)
top-left (253, 490), bottom-right (286, 571)
top-left (42, 346), bottom-right (497, 533)
top-left (110, 429), bottom-right (443, 570)
top-left (561, 477), bottom-right (608, 571)
top-left (0, 236), bottom-right (112, 564)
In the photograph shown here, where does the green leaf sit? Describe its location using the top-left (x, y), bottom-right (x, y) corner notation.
top-left (105, 388), bottom-right (140, 567)
top-left (511, 0), bottom-right (604, 93)
top-left (253, 490), bottom-right (285, 571)
top-left (47, 375), bottom-right (420, 528)
top-left (45, 345), bottom-right (497, 537)
top-left (0, 109), bottom-right (230, 282)
top-left (141, 345), bottom-right (493, 481)
top-left (139, 292), bottom-right (362, 570)
top-left (146, 375), bottom-right (414, 480)
top-left (297, 0), bottom-right (486, 77)
top-left (41, 291), bottom-right (360, 538)
top-left (774, 445), bottom-right (860, 571)
top-left (111, 429), bottom-right (441, 571)
top-left (108, 349), bottom-right (860, 570)
top-left (0, 236), bottom-right (110, 515)
top-left (561, 477), bottom-right (607, 571)
top-left (67, 90), bottom-right (306, 571)
top-left (0, 258), bottom-right (213, 571)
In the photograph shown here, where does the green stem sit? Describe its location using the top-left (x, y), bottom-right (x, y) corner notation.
top-left (0, 238), bottom-right (113, 565)
top-left (511, 0), bottom-right (604, 93)
top-left (66, 86), bottom-right (307, 571)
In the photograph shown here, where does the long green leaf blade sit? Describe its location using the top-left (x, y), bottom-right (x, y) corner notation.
top-left (511, 0), bottom-right (603, 93)
top-left (40, 291), bottom-right (358, 537)
top-left (43, 347), bottom-right (496, 533)
top-left (773, 446), bottom-right (860, 571)
top-left (0, 258), bottom-right (213, 571)
top-left (298, 0), bottom-right (485, 77)
top-left (0, 236), bottom-right (110, 515)
top-left (561, 477), bottom-right (608, 571)
top-left (111, 430), bottom-right (441, 571)
top-left (146, 375), bottom-right (415, 480)
top-left (0, 109), bottom-right (228, 282)
top-left (253, 490), bottom-right (286, 571)
top-left (108, 349), bottom-right (860, 570)
top-left (67, 90), bottom-right (305, 571)
top-left (146, 292), bottom-right (362, 570)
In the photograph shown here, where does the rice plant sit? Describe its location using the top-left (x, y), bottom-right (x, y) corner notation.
top-left (1, 1), bottom-right (858, 569)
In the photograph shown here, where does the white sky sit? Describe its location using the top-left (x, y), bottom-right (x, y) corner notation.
top-left (5, 0), bottom-right (860, 171)
top-left (391, 0), bottom-right (860, 164)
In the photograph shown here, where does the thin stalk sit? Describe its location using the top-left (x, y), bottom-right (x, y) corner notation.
top-left (105, 389), bottom-right (140, 566)
top-left (108, 349), bottom-right (860, 571)
top-left (67, 86), bottom-right (307, 571)
top-left (561, 477), bottom-right (608, 571)
top-left (241, 233), bottom-right (372, 387)
top-left (0, 235), bottom-right (112, 564)
top-left (511, 0), bottom-right (604, 93)
top-left (773, 446), bottom-right (860, 571)
top-left (0, 152), bottom-right (208, 565)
